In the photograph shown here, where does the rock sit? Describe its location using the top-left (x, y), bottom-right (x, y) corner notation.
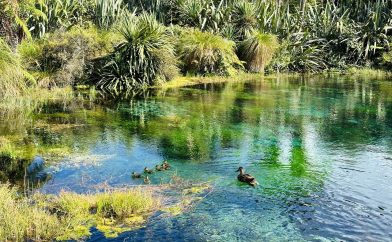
top-left (27, 156), bottom-right (45, 174)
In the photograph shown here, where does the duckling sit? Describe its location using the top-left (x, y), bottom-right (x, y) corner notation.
top-left (162, 161), bottom-right (170, 170)
top-left (236, 167), bottom-right (258, 186)
top-left (144, 167), bottom-right (154, 174)
top-left (144, 176), bottom-right (151, 184)
top-left (131, 172), bottom-right (142, 179)
top-left (155, 164), bottom-right (164, 171)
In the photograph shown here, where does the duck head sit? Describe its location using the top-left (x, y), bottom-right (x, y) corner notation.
top-left (236, 167), bottom-right (244, 172)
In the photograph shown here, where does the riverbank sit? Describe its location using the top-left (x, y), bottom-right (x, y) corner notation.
top-left (0, 181), bottom-right (210, 241)
top-left (158, 68), bottom-right (392, 89)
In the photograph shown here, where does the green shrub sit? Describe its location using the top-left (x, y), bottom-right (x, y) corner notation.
top-left (382, 50), bottom-right (392, 68)
top-left (231, 0), bottom-right (258, 41)
top-left (97, 13), bottom-right (178, 91)
top-left (268, 33), bottom-right (328, 73)
top-left (0, 39), bottom-right (34, 99)
top-left (177, 28), bottom-right (243, 76)
top-left (238, 31), bottom-right (278, 73)
top-left (18, 26), bottom-right (123, 87)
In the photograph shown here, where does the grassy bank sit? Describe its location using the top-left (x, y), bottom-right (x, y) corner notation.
top-left (2, 0), bottom-right (392, 96)
top-left (0, 184), bottom-right (159, 241)
top-left (0, 181), bottom-right (210, 241)
top-left (157, 73), bottom-right (266, 89)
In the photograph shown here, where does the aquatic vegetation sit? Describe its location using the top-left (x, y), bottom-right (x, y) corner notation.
top-left (238, 30), bottom-right (279, 73)
top-left (97, 13), bottom-right (178, 91)
top-left (177, 28), bottom-right (243, 76)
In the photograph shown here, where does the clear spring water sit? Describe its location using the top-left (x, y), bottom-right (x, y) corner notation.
top-left (1, 75), bottom-right (392, 241)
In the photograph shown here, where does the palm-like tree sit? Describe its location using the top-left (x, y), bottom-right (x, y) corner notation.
top-left (238, 30), bottom-right (279, 72)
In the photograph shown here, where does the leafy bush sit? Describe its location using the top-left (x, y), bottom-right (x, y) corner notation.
top-left (268, 33), bottom-right (328, 73)
top-left (177, 28), bottom-right (243, 76)
top-left (238, 30), bottom-right (278, 72)
top-left (382, 50), bottom-right (392, 68)
top-left (231, 0), bottom-right (258, 41)
top-left (97, 13), bottom-right (178, 91)
top-left (0, 38), bottom-right (34, 98)
top-left (18, 26), bottom-right (123, 87)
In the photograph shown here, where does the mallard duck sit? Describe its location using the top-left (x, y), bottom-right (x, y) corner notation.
top-left (155, 165), bottom-right (164, 171)
top-left (236, 167), bottom-right (258, 186)
top-left (144, 167), bottom-right (154, 174)
top-left (131, 172), bottom-right (142, 179)
top-left (162, 161), bottom-right (170, 170)
top-left (144, 176), bottom-right (151, 184)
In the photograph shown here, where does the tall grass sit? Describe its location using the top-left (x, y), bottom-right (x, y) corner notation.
top-left (0, 184), bottom-right (161, 241)
top-left (0, 39), bottom-right (34, 98)
top-left (177, 28), bottom-right (243, 75)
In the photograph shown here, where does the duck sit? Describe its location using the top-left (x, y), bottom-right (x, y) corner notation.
top-left (144, 167), bottom-right (154, 174)
top-left (162, 161), bottom-right (170, 170)
top-left (131, 172), bottom-right (142, 179)
top-left (155, 164), bottom-right (164, 171)
top-left (236, 167), bottom-right (258, 186)
top-left (144, 176), bottom-right (151, 184)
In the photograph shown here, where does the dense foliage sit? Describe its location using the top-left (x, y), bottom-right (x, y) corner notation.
top-left (1, 0), bottom-right (392, 93)
top-left (177, 28), bottom-right (242, 75)
top-left (97, 13), bottom-right (178, 91)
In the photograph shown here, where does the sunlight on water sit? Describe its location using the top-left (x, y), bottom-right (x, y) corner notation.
top-left (1, 75), bottom-right (392, 241)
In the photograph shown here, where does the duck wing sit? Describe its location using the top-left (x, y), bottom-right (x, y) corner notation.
top-left (243, 174), bottom-right (255, 182)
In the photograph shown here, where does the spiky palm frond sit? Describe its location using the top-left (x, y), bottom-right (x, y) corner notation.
top-left (177, 28), bottom-right (243, 75)
top-left (97, 13), bottom-right (178, 91)
top-left (232, 0), bottom-right (258, 41)
top-left (238, 30), bottom-right (278, 72)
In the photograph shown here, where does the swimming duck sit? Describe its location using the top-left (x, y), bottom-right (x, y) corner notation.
top-left (144, 176), bottom-right (151, 184)
top-left (162, 161), bottom-right (170, 170)
top-left (236, 167), bottom-right (258, 186)
top-left (131, 172), bottom-right (142, 179)
top-left (155, 165), bottom-right (164, 171)
top-left (144, 167), bottom-right (154, 174)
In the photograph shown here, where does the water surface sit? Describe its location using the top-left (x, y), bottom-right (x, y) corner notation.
top-left (1, 75), bottom-right (392, 241)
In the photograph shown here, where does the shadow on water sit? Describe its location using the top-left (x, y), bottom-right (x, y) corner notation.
top-left (1, 74), bottom-right (392, 240)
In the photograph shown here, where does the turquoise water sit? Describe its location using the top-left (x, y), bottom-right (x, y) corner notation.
top-left (2, 75), bottom-right (392, 241)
